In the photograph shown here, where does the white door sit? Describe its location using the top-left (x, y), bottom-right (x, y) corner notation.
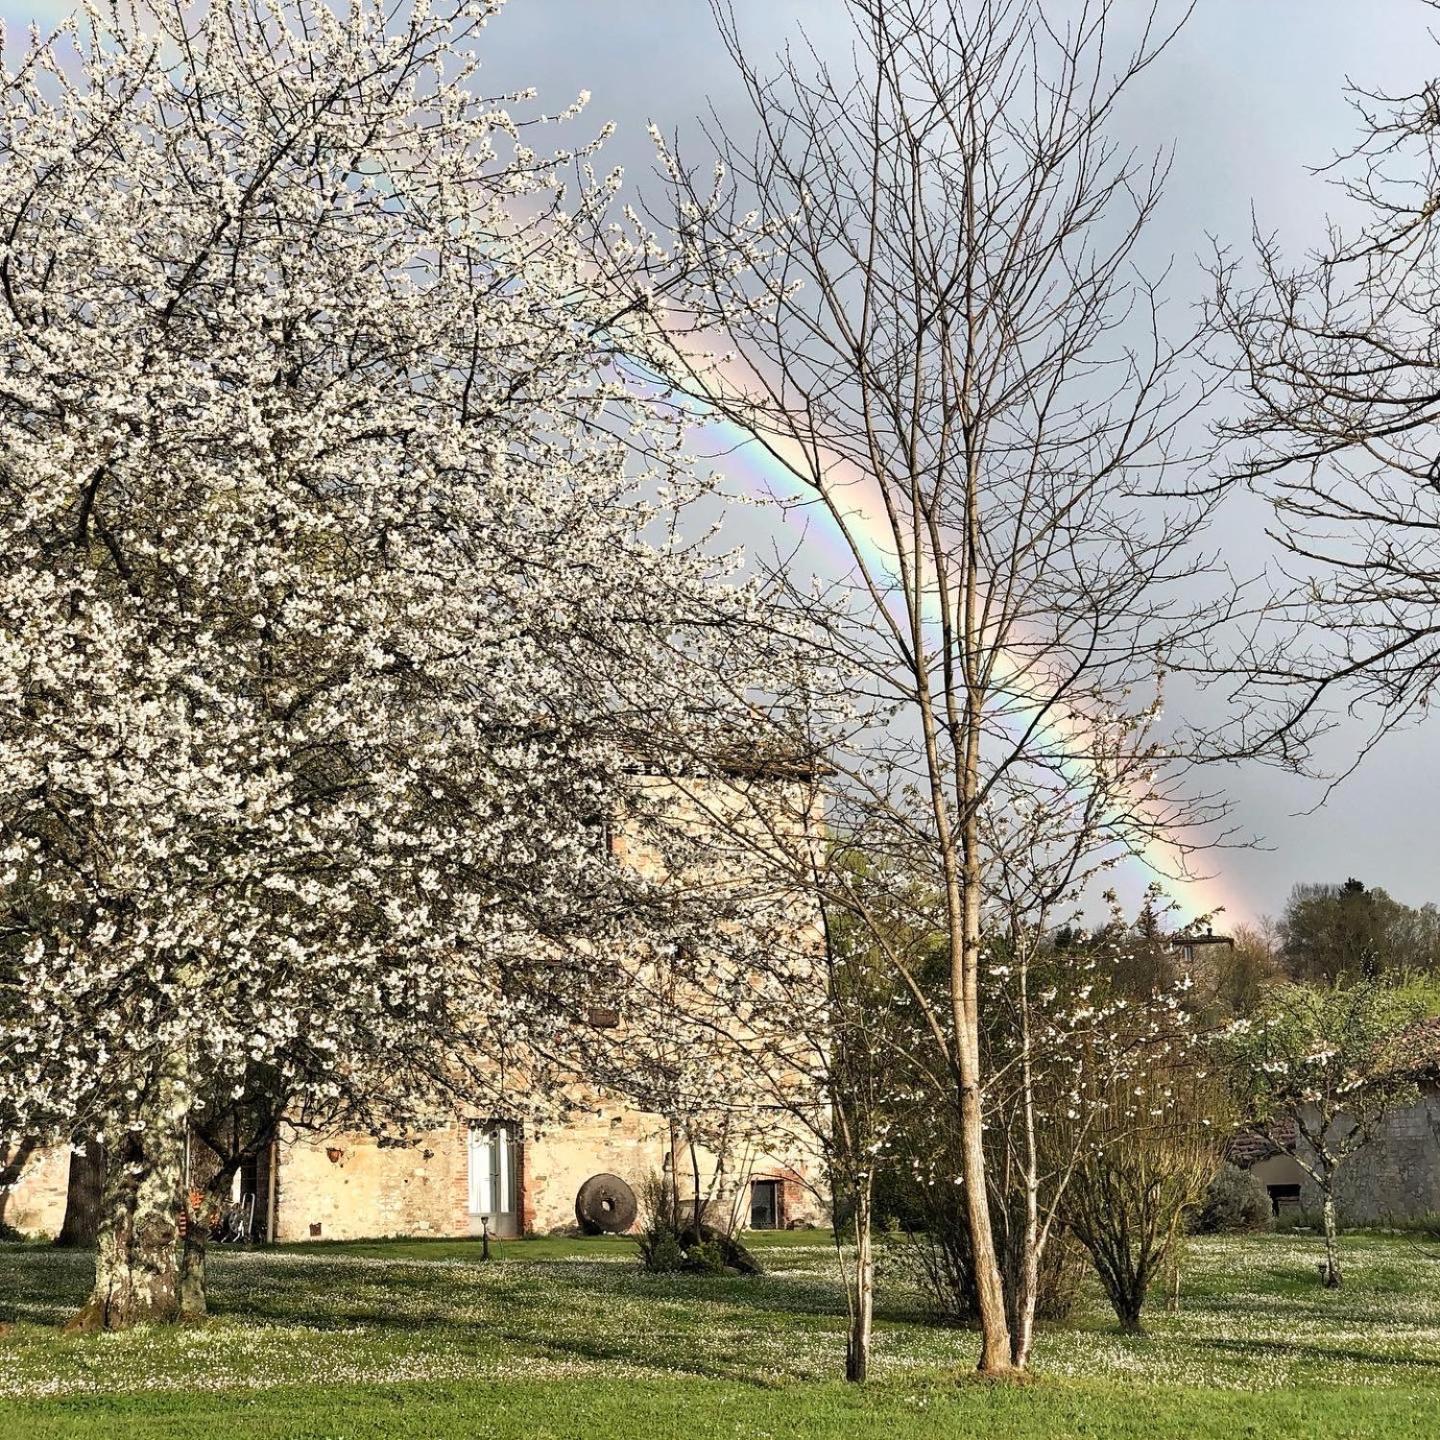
top-left (467, 1124), bottom-right (517, 1235)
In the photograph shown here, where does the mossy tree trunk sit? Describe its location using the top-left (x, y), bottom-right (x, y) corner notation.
top-left (844, 1184), bottom-right (874, 1383)
top-left (65, 1053), bottom-right (188, 1332)
top-left (179, 1223), bottom-right (208, 1321)
top-left (1320, 1188), bottom-right (1343, 1288)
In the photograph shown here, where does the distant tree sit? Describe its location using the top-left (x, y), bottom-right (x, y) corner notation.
top-left (1215, 981), bottom-right (1430, 1286)
top-left (1278, 880), bottom-right (1440, 984)
top-left (1211, 921), bottom-right (1283, 1019)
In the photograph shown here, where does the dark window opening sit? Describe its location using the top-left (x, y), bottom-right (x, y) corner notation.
top-left (587, 1006), bottom-right (620, 1029)
top-left (581, 814), bottom-right (615, 859)
top-left (1267, 1183), bottom-right (1302, 1217)
top-left (750, 1179), bottom-right (780, 1230)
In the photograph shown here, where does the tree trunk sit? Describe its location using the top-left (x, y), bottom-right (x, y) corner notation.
top-left (914, 547), bottom-right (1013, 1375)
top-left (1320, 1188), bottom-right (1342, 1289)
top-left (957, 813), bottom-right (1014, 1374)
top-left (179, 1225), bottom-right (207, 1321)
top-left (667, 1118), bottom-right (682, 1232)
top-left (65, 1055), bottom-right (188, 1332)
top-left (0, 1137), bottom-right (38, 1231)
top-left (1010, 1199), bottom-right (1040, 1370)
top-left (954, 528), bottom-right (1015, 1374)
top-left (689, 1137), bottom-right (704, 1235)
top-left (845, 1185), bottom-right (874, 1383)
top-left (56, 1137), bottom-right (106, 1248)
top-left (1010, 956), bottom-right (1040, 1372)
top-left (1165, 1226), bottom-right (1184, 1315)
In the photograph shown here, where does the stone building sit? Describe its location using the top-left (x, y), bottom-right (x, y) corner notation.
top-left (1232, 1019), bottom-right (1440, 1223)
top-left (3, 763), bottom-right (829, 1243)
top-left (4, 1106), bottom-right (823, 1243)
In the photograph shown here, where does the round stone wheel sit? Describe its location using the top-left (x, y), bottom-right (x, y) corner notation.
top-left (575, 1173), bottom-right (637, 1234)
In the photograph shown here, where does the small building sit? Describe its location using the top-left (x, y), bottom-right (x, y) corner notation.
top-left (1167, 927), bottom-right (1235, 969)
top-left (1228, 1018), bottom-right (1440, 1223)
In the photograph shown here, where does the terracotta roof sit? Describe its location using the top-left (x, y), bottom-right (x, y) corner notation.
top-left (1228, 1118), bottom-right (1296, 1166)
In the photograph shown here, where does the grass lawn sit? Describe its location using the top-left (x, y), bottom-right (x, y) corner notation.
top-left (4, 1228), bottom-right (1440, 1437)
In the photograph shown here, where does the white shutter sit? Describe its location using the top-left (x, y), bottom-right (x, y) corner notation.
top-left (494, 1125), bottom-right (511, 1214)
top-left (468, 1128), bottom-right (493, 1215)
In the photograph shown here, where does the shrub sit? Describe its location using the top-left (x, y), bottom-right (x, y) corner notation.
top-left (1273, 1208), bottom-right (1321, 1234)
top-left (1197, 1164), bottom-right (1273, 1234)
top-left (635, 1172), bottom-right (686, 1274)
top-left (902, 1189), bottom-right (1085, 1325)
top-left (642, 1229), bottom-right (685, 1273)
top-left (1061, 1071), bottom-right (1224, 1333)
top-left (684, 1238), bottom-right (728, 1276)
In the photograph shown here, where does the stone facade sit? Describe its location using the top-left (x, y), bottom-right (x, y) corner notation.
top-left (272, 1125), bottom-right (472, 1242)
top-left (0, 1143), bottom-right (68, 1238)
top-left (1233, 1080), bottom-right (1440, 1223)
top-left (5, 1104), bottom-right (824, 1243)
top-left (267, 1101), bottom-right (822, 1242)
top-left (1305, 1084), bottom-right (1440, 1223)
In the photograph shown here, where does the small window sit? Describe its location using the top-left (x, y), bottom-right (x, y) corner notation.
top-left (1267, 1183), bottom-right (1302, 1217)
top-left (587, 1006), bottom-right (620, 1029)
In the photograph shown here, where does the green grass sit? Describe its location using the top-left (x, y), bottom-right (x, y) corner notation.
top-left (269, 1225), bottom-right (835, 1264)
top-left (5, 1230), bottom-right (1440, 1437)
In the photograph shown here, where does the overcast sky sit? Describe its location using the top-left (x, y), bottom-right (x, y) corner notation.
top-left (464, 0), bottom-right (1440, 929)
top-left (5, 0), bottom-right (1439, 926)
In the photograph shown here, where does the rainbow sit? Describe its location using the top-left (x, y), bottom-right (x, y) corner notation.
top-left (671, 361), bottom-right (1239, 931)
top-left (0, 2), bottom-right (1240, 928)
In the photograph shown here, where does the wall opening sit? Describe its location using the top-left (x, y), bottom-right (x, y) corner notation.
top-left (1267, 1182), bottom-right (1302, 1218)
top-left (750, 1178), bottom-right (780, 1230)
top-left (468, 1123), bottom-right (520, 1237)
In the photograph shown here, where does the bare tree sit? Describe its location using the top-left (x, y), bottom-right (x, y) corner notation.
top-left (1211, 10), bottom-right (1440, 756)
top-left (621, 0), bottom-right (1216, 1373)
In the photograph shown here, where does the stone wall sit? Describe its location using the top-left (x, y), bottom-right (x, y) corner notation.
top-left (523, 1103), bottom-right (670, 1234)
top-left (1, 1144), bottom-right (69, 1238)
top-left (270, 1096), bottom-right (826, 1241)
top-left (1297, 1084), bottom-right (1440, 1223)
top-left (5, 1109), bottom-right (826, 1245)
top-left (272, 1125), bottom-right (471, 1242)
